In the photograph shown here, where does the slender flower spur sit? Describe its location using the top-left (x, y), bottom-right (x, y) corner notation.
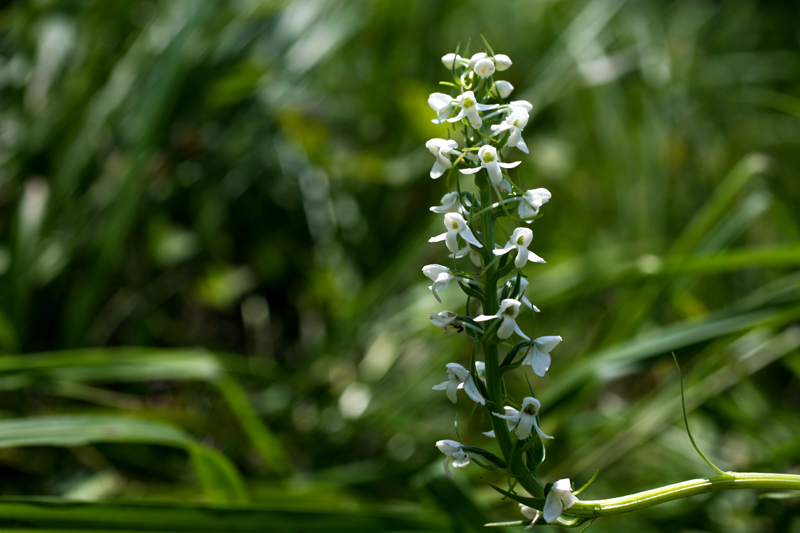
top-left (459, 145), bottom-right (520, 185)
top-left (543, 479), bottom-right (579, 523)
top-left (493, 227), bottom-right (545, 269)
top-left (435, 440), bottom-right (472, 479)
top-left (429, 212), bottom-right (483, 253)
top-left (493, 396), bottom-right (553, 440)
top-left (432, 362), bottom-right (485, 405)
top-left (474, 298), bottom-right (528, 340)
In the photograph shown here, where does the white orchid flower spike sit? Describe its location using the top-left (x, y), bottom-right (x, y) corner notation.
top-left (448, 91), bottom-right (498, 129)
top-left (426, 138), bottom-right (461, 179)
top-left (543, 478), bottom-right (579, 523)
top-left (432, 362), bottom-right (484, 405)
top-left (493, 227), bottom-right (545, 269)
top-left (519, 504), bottom-right (541, 530)
top-left (518, 188), bottom-right (552, 221)
top-left (428, 92), bottom-right (457, 124)
top-left (493, 396), bottom-right (553, 440)
top-left (491, 109), bottom-right (530, 154)
top-left (429, 212), bottom-right (483, 253)
top-left (521, 335), bottom-right (562, 377)
top-left (474, 298), bottom-right (527, 340)
top-left (459, 145), bottom-right (521, 185)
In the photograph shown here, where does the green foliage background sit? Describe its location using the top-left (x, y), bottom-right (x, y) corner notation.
top-left (0, 0), bottom-right (799, 531)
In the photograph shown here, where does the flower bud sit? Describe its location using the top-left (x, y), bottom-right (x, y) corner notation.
top-left (495, 80), bottom-right (514, 98)
top-left (468, 52), bottom-right (487, 69)
top-left (474, 57), bottom-right (495, 78)
top-left (494, 54), bottom-right (512, 71)
top-left (441, 53), bottom-right (462, 70)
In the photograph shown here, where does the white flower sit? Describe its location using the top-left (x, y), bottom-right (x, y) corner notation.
top-left (429, 310), bottom-right (482, 335)
top-left (448, 91), bottom-right (498, 129)
top-left (451, 246), bottom-right (483, 266)
top-left (491, 109), bottom-right (529, 154)
top-left (521, 335), bottom-right (562, 377)
top-left (474, 57), bottom-right (495, 78)
top-left (493, 227), bottom-right (545, 269)
top-left (422, 264), bottom-right (472, 303)
top-left (483, 405), bottom-right (518, 438)
top-left (426, 138), bottom-right (461, 179)
top-left (493, 396), bottom-right (553, 440)
top-left (501, 276), bottom-right (539, 311)
top-left (428, 92), bottom-right (457, 124)
top-left (435, 440), bottom-right (472, 479)
top-left (474, 298), bottom-right (528, 340)
top-left (494, 54), bottom-right (513, 71)
top-left (519, 504), bottom-right (541, 530)
top-left (495, 80), bottom-right (514, 98)
top-left (497, 177), bottom-right (513, 194)
top-left (432, 363), bottom-right (485, 405)
top-left (518, 188), bottom-right (552, 220)
top-left (509, 100), bottom-right (533, 113)
top-left (441, 53), bottom-right (464, 69)
top-left (468, 52), bottom-right (487, 69)
top-left (459, 145), bottom-right (521, 185)
top-left (430, 192), bottom-right (462, 214)
top-left (429, 212), bottom-right (483, 253)
top-left (543, 479), bottom-right (579, 523)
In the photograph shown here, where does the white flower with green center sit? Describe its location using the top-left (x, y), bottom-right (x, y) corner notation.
top-left (474, 57), bottom-right (495, 78)
top-left (474, 298), bottom-right (528, 340)
top-left (432, 362), bottom-right (484, 405)
top-left (448, 91), bottom-right (498, 129)
top-left (518, 188), bottom-right (552, 220)
top-left (428, 92), bottom-right (457, 124)
top-left (495, 80), bottom-right (514, 98)
top-left (494, 54), bottom-right (513, 71)
top-left (543, 479), bottom-right (579, 523)
top-left (491, 109), bottom-right (530, 153)
top-left (459, 145), bottom-right (521, 185)
top-left (435, 440), bottom-right (472, 479)
top-left (426, 138), bottom-right (461, 179)
top-left (519, 504), bottom-right (541, 530)
top-left (429, 212), bottom-right (483, 253)
top-left (521, 335), bottom-right (562, 377)
top-left (493, 227), bottom-right (545, 269)
top-left (493, 396), bottom-right (553, 440)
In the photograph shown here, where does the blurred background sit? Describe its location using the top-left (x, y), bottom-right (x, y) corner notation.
top-left (0, 0), bottom-right (799, 531)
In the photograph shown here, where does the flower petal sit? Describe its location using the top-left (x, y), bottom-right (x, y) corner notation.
top-left (463, 376), bottom-right (485, 405)
top-left (543, 491), bottom-right (563, 523)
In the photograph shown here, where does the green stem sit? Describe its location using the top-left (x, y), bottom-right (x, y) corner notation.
top-left (478, 177), bottom-right (544, 498)
top-left (565, 473), bottom-right (800, 518)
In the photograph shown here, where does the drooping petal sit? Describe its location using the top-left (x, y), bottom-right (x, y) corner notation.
top-left (459, 166), bottom-right (482, 175)
top-left (428, 232), bottom-right (447, 243)
top-left (497, 160), bottom-right (522, 170)
top-left (543, 491), bottom-right (564, 523)
top-left (507, 127), bottom-right (522, 148)
top-left (526, 250), bottom-right (546, 264)
top-left (445, 231), bottom-right (459, 253)
top-left (497, 316), bottom-right (515, 339)
top-left (462, 376), bottom-right (485, 405)
top-left (533, 418), bottom-right (553, 440)
top-left (473, 313), bottom-right (499, 322)
top-left (458, 225), bottom-right (484, 248)
top-left (486, 161), bottom-right (503, 184)
top-left (431, 160), bottom-right (447, 179)
top-left (524, 346), bottom-right (551, 377)
top-left (515, 245), bottom-right (529, 268)
top-left (515, 413), bottom-right (535, 439)
top-left (493, 243), bottom-right (516, 256)
top-left (516, 137), bottom-right (529, 154)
